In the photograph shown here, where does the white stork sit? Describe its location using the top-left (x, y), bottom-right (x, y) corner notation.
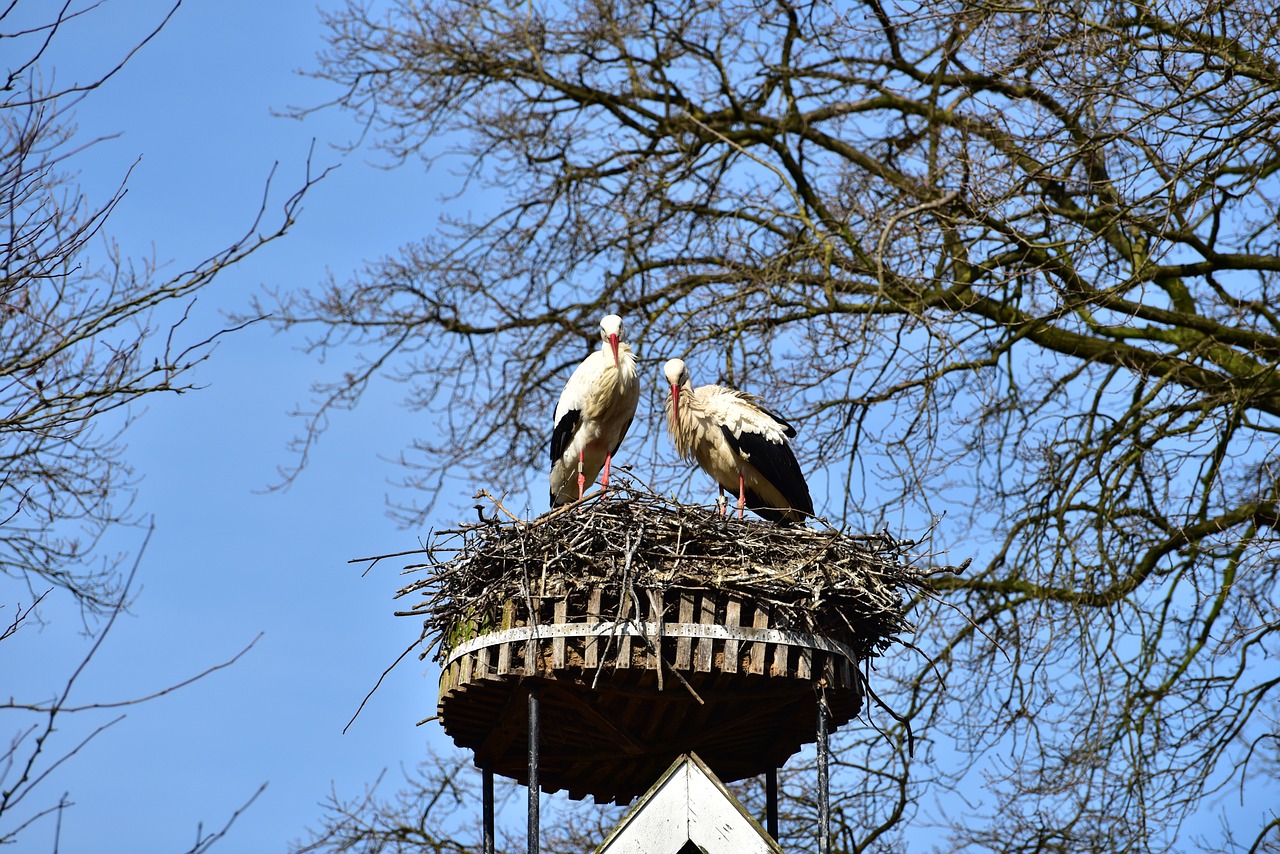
top-left (662, 358), bottom-right (813, 524)
top-left (550, 315), bottom-right (641, 506)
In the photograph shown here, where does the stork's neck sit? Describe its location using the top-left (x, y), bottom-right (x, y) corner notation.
top-left (603, 341), bottom-right (638, 383)
top-left (665, 381), bottom-right (700, 459)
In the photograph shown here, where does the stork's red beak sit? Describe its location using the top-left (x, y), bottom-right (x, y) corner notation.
top-left (609, 334), bottom-right (620, 368)
top-left (670, 384), bottom-right (680, 424)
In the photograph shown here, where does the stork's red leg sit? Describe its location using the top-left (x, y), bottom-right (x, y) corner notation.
top-left (737, 473), bottom-right (746, 519)
top-left (601, 453), bottom-right (613, 496)
top-left (577, 449), bottom-right (586, 500)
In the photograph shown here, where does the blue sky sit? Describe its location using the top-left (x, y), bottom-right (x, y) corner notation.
top-left (5, 2), bottom-right (1277, 851)
top-left (3, 1), bottom-right (477, 849)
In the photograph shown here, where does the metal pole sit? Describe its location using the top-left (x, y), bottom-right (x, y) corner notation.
top-left (483, 767), bottom-right (495, 854)
top-left (528, 686), bottom-right (540, 854)
top-left (817, 690), bottom-right (830, 854)
top-left (766, 766), bottom-right (779, 841)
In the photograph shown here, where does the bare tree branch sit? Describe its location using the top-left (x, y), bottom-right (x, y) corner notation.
top-left (277, 0), bottom-right (1280, 850)
top-left (1, 0), bottom-right (329, 613)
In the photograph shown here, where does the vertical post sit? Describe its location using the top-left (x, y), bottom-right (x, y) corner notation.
top-left (817, 690), bottom-right (830, 854)
top-left (766, 767), bottom-right (779, 841)
top-left (483, 767), bottom-right (495, 854)
top-left (528, 686), bottom-right (540, 854)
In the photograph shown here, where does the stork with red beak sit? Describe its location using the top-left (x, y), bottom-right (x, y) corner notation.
top-left (550, 315), bottom-right (641, 506)
top-left (662, 358), bottom-right (813, 524)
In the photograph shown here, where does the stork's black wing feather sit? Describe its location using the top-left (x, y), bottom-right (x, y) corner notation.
top-left (720, 425), bottom-right (814, 521)
top-left (549, 409), bottom-right (582, 506)
top-left (551, 409), bottom-right (580, 466)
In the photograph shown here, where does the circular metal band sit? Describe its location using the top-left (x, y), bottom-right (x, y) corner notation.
top-left (442, 621), bottom-right (858, 669)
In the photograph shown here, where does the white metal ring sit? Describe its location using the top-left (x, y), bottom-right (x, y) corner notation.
top-left (442, 621), bottom-right (858, 668)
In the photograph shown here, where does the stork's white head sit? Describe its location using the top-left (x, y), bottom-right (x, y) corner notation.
top-left (662, 358), bottom-right (688, 387)
top-left (600, 314), bottom-right (624, 367)
top-left (662, 358), bottom-right (689, 423)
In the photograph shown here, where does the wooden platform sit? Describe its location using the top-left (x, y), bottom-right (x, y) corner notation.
top-left (436, 585), bottom-right (863, 804)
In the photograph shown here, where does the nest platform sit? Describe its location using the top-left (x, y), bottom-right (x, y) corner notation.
top-left (393, 484), bottom-right (928, 804)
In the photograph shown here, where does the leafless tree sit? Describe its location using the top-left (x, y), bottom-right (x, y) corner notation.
top-left (0, 524), bottom-right (265, 847)
top-left (291, 752), bottom-right (492, 854)
top-left (1, 0), bottom-right (321, 613)
top-left (276, 0), bottom-right (1280, 850)
top-left (3, 0), bottom-right (323, 847)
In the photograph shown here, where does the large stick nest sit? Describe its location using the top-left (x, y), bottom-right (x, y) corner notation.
top-left (390, 481), bottom-right (943, 665)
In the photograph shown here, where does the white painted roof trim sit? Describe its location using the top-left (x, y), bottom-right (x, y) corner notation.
top-left (594, 753), bottom-right (784, 854)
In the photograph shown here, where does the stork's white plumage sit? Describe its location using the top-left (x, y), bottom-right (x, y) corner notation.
top-left (662, 358), bottom-right (813, 524)
top-left (550, 315), bottom-right (641, 506)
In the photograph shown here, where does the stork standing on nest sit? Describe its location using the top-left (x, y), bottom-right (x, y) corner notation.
top-left (550, 315), bottom-right (641, 506)
top-left (662, 358), bottom-right (813, 524)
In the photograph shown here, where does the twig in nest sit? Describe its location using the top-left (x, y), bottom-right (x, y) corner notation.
top-left (474, 489), bottom-right (526, 526)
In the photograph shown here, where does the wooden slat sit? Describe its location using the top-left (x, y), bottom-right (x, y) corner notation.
top-left (497, 638), bottom-right (512, 676)
top-left (524, 595), bottom-right (543, 677)
top-left (723, 596), bottom-right (741, 674)
top-left (749, 603), bottom-right (769, 675)
top-left (525, 636), bottom-right (538, 677)
top-left (474, 643), bottom-right (490, 680)
top-left (772, 631), bottom-right (789, 677)
top-left (552, 598), bottom-right (568, 669)
top-left (646, 589), bottom-right (664, 671)
top-left (613, 585), bottom-right (633, 669)
top-left (585, 587), bottom-right (603, 669)
top-left (439, 660), bottom-right (454, 694)
top-left (616, 594), bottom-right (632, 670)
top-left (796, 646), bottom-right (812, 680)
top-left (460, 649), bottom-right (474, 685)
top-left (496, 601), bottom-right (515, 675)
top-left (675, 591), bottom-right (694, 670)
top-left (695, 592), bottom-right (716, 672)
top-left (819, 653), bottom-right (835, 687)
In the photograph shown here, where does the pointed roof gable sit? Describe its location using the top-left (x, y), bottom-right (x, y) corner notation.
top-left (595, 753), bottom-right (784, 854)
